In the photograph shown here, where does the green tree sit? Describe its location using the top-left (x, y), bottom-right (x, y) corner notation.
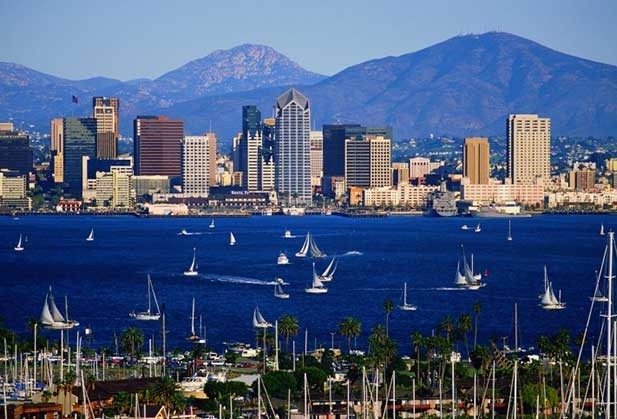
top-left (294, 367), bottom-right (328, 392)
top-left (120, 327), bottom-right (144, 358)
top-left (472, 301), bottom-right (482, 349)
top-left (437, 315), bottom-right (455, 342)
top-left (151, 377), bottom-right (185, 412)
top-left (278, 314), bottom-right (299, 351)
top-left (338, 317), bottom-right (361, 353)
top-left (368, 324), bottom-right (397, 368)
top-left (457, 313), bottom-right (472, 359)
top-left (411, 332), bottom-right (424, 384)
top-left (256, 370), bottom-right (297, 399)
top-left (112, 391), bottom-right (132, 415)
top-left (383, 300), bottom-right (394, 337)
top-left (521, 383), bottom-right (559, 413)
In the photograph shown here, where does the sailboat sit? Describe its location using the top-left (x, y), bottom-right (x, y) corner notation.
top-left (539, 265), bottom-right (566, 310)
top-left (274, 283), bottom-right (290, 299)
top-left (507, 220), bottom-right (512, 241)
top-left (305, 263), bottom-right (328, 294)
top-left (399, 282), bottom-right (417, 311)
top-left (178, 229), bottom-right (190, 236)
top-left (229, 232), bottom-right (236, 246)
top-left (252, 306), bottom-right (272, 328)
top-left (456, 247), bottom-right (486, 290)
top-left (86, 228), bottom-right (94, 242)
top-left (129, 275), bottom-right (161, 320)
top-left (318, 257), bottom-right (338, 282)
top-left (461, 224), bottom-right (469, 230)
top-left (187, 298), bottom-right (205, 342)
top-left (470, 254), bottom-right (482, 281)
top-left (600, 223), bottom-right (605, 236)
top-left (277, 251), bottom-right (290, 265)
top-left (283, 229), bottom-right (294, 238)
top-left (184, 247), bottom-right (199, 276)
top-left (474, 223), bottom-right (481, 233)
top-left (295, 232), bottom-right (326, 258)
top-left (40, 286), bottom-right (79, 329)
top-left (209, 219), bottom-right (215, 229)
top-left (14, 234), bottom-right (24, 251)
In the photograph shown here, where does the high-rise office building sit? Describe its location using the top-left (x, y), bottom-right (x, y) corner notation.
top-left (0, 125), bottom-right (32, 176)
top-left (92, 97), bottom-right (119, 159)
top-left (507, 114), bottom-right (551, 185)
top-left (244, 130), bottom-right (262, 192)
top-left (51, 118), bottom-right (64, 183)
top-left (310, 130), bottom-right (323, 188)
top-left (463, 137), bottom-right (490, 184)
top-left (259, 118), bottom-right (276, 191)
top-left (240, 105), bottom-right (261, 177)
top-left (345, 136), bottom-right (392, 188)
top-left (63, 118), bottom-right (97, 197)
top-left (205, 132), bottom-right (217, 187)
top-left (182, 136), bottom-right (210, 197)
top-left (133, 116), bottom-right (184, 176)
top-left (274, 89), bottom-right (311, 205)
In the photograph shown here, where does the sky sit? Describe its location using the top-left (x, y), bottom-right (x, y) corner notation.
top-left (2, 0), bottom-right (616, 81)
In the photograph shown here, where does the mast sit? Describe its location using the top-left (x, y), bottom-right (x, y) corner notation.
top-left (608, 231), bottom-right (614, 419)
top-left (514, 303), bottom-right (518, 419)
top-left (191, 298), bottom-right (196, 336)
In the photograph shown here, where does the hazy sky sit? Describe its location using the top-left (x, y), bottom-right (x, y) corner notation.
top-left (2, 0), bottom-right (616, 81)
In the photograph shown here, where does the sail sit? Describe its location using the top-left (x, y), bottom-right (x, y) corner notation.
top-left (455, 261), bottom-right (467, 285)
top-left (548, 283), bottom-right (560, 305)
top-left (296, 233), bottom-right (310, 256)
top-left (48, 289), bottom-right (65, 322)
top-left (312, 263), bottom-right (324, 288)
top-left (309, 235), bottom-right (326, 258)
top-left (148, 275), bottom-right (161, 315)
top-left (275, 283), bottom-right (285, 296)
top-left (540, 286), bottom-right (554, 306)
top-left (403, 283), bottom-right (408, 305)
top-left (321, 257), bottom-right (337, 278)
top-left (40, 295), bottom-right (55, 325)
top-left (463, 256), bottom-right (475, 284)
top-left (190, 298), bottom-right (196, 335)
top-left (230, 232), bottom-right (236, 245)
top-left (188, 248), bottom-right (197, 272)
top-left (87, 228), bottom-right (94, 240)
top-left (17, 234), bottom-right (22, 248)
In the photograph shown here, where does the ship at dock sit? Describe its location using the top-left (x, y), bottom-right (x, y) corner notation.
top-left (469, 201), bottom-right (531, 218)
top-left (423, 183), bottom-right (459, 217)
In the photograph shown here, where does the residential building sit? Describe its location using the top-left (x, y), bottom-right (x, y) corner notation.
top-left (274, 89), bottom-right (312, 205)
top-left (463, 137), bottom-right (490, 184)
top-left (345, 136), bottom-right (392, 188)
top-left (92, 97), bottom-right (119, 159)
top-left (569, 162), bottom-right (596, 191)
top-left (507, 114), bottom-right (551, 185)
top-left (310, 130), bottom-right (323, 188)
top-left (0, 124), bottom-right (32, 175)
top-left (51, 118), bottom-right (64, 183)
top-left (63, 117), bottom-right (97, 197)
top-left (182, 135), bottom-right (210, 197)
top-left (133, 116), bottom-right (184, 176)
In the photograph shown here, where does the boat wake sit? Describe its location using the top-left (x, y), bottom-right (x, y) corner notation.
top-left (431, 287), bottom-right (471, 291)
top-left (340, 250), bottom-right (363, 257)
top-left (209, 275), bottom-right (282, 286)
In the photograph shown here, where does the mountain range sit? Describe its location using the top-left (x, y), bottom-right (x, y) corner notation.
top-left (1, 32), bottom-right (615, 151)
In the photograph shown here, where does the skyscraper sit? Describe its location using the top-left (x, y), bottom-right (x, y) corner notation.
top-left (133, 116), bottom-right (184, 176)
top-left (50, 118), bottom-right (64, 183)
top-left (92, 97), bottom-right (119, 159)
top-left (259, 118), bottom-right (276, 191)
top-left (507, 114), bottom-right (551, 185)
top-left (205, 132), bottom-right (218, 187)
top-left (182, 136), bottom-right (210, 197)
top-left (63, 118), bottom-right (97, 197)
top-left (240, 105), bottom-right (261, 178)
top-left (463, 137), bottom-right (490, 184)
top-left (0, 124), bottom-right (32, 176)
top-left (345, 136), bottom-right (392, 188)
top-left (274, 89), bottom-right (311, 205)
top-left (310, 130), bottom-right (323, 188)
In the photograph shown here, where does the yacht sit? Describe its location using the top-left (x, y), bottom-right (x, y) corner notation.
top-left (277, 252), bottom-right (290, 265)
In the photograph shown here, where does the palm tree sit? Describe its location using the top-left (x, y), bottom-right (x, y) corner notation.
top-left (120, 327), bottom-right (144, 358)
top-left (411, 332), bottom-right (424, 385)
top-left (278, 314), bottom-right (299, 351)
top-left (473, 301), bottom-right (482, 349)
top-left (151, 376), bottom-right (184, 411)
top-left (457, 313), bottom-right (472, 359)
top-left (383, 299), bottom-right (394, 337)
top-left (338, 317), bottom-right (362, 353)
top-left (437, 315), bottom-right (455, 342)
top-left (368, 324), bottom-right (397, 368)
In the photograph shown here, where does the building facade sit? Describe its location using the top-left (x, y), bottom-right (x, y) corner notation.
top-left (310, 130), bottom-right (323, 188)
top-left (409, 157), bottom-right (443, 180)
top-left (345, 136), bottom-right (392, 188)
top-left (134, 116), bottom-right (184, 176)
top-left (274, 89), bottom-right (312, 205)
top-left (63, 118), bottom-right (97, 197)
top-left (507, 114), bottom-right (551, 185)
top-left (92, 97), bottom-right (119, 159)
top-left (0, 124), bottom-right (32, 175)
top-left (51, 118), bottom-right (64, 183)
top-left (463, 137), bottom-right (490, 184)
top-left (182, 136), bottom-right (210, 197)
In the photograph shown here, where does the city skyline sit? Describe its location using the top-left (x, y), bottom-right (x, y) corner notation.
top-left (1, 0), bottom-right (616, 81)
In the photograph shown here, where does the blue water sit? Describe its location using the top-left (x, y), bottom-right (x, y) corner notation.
top-left (0, 214), bottom-right (611, 354)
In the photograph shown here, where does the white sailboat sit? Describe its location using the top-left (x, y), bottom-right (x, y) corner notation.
top-left (305, 263), bottom-right (328, 294)
top-left (187, 298), bottom-right (205, 342)
top-left (86, 228), bottom-right (94, 242)
top-left (507, 220), bottom-right (512, 241)
top-left (252, 306), bottom-right (272, 328)
top-left (277, 252), bottom-right (290, 265)
top-left (274, 283), bottom-right (290, 299)
top-left (295, 232), bottom-right (311, 257)
top-left (590, 268), bottom-right (609, 302)
top-left (474, 223), bottom-right (481, 233)
top-left (539, 265), bottom-right (566, 310)
top-left (601, 223), bottom-right (605, 236)
top-left (129, 275), bottom-right (161, 320)
top-left (470, 254), bottom-right (482, 281)
top-left (209, 219), bottom-right (215, 229)
top-left (179, 229), bottom-right (190, 236)
top-left (14, 234), bottom-right (24, 251)
top-left (184, 247), bottom-right (199, 276)
top-left (456, 247), bottom-right (485, 290)
top-left (399, 282), bottom-right (417, 311)
top-left (318, 257), bottom-right (338, 282)
top-left (40, 286), bottom-right (79, 329)
top-left (229, 232), bottom-right (236, 246)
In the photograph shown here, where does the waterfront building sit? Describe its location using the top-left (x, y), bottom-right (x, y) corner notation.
top-left (274, 89), bottom-right (312, 205)
top-left (92, 97), bottom-right (119, 159)
top-left (182, 135), bottom-right (210, 197)
top-left (133, 116), bottom-right (184, 176)
top-left (95, 171), bottom-right (135, 208)
top-left (345, 136), bottom-right (392, 188)
top-left (81, 156), bottom-right (133, 202)
top-left (0, 171), bottom-right (31, 209)
top-left (409, 157), bottom-right (443, 180)
top-left (460, 177), bottom-right (544, 205)
top-left (0, 124), bottom-right (32, 176)
top-left (134, 175), bottom-right (171, 197)
top-left (392, 162), bottom-right (409, 186)
top-left (546, 190), bottom-right (617, 208)
top-left (507, 114), bottom-right (551, 185)
top-left (310, 130), bottom-right (323, 188)
top-left (206, 132), bottom-right (217, 187)
top-left (463, 137), bottom-right (490, 184)
top-left (51, 118), bottom-right (64, 183)
top-left (63, 117), bottom-right (97, 197)
top-left (569, 162), bottom-right (596, 191)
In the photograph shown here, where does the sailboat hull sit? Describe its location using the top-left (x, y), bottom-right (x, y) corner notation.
top-left (42, 320), bottom-right (79, 330)
top-left (129, 312), bottom-right (161, 320)
top-left (399, 304), bottom-right (417, 311)
top-left (274, 293), bottom-right (290, 299)
top-left (305, 287), bottom-right (328, 294)
top-left (14, 247), bottom-right (24, 251)
top-left (539, 303), bottom-right (566, 310)
top-left (184, 271), bottom-right (198, 276)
